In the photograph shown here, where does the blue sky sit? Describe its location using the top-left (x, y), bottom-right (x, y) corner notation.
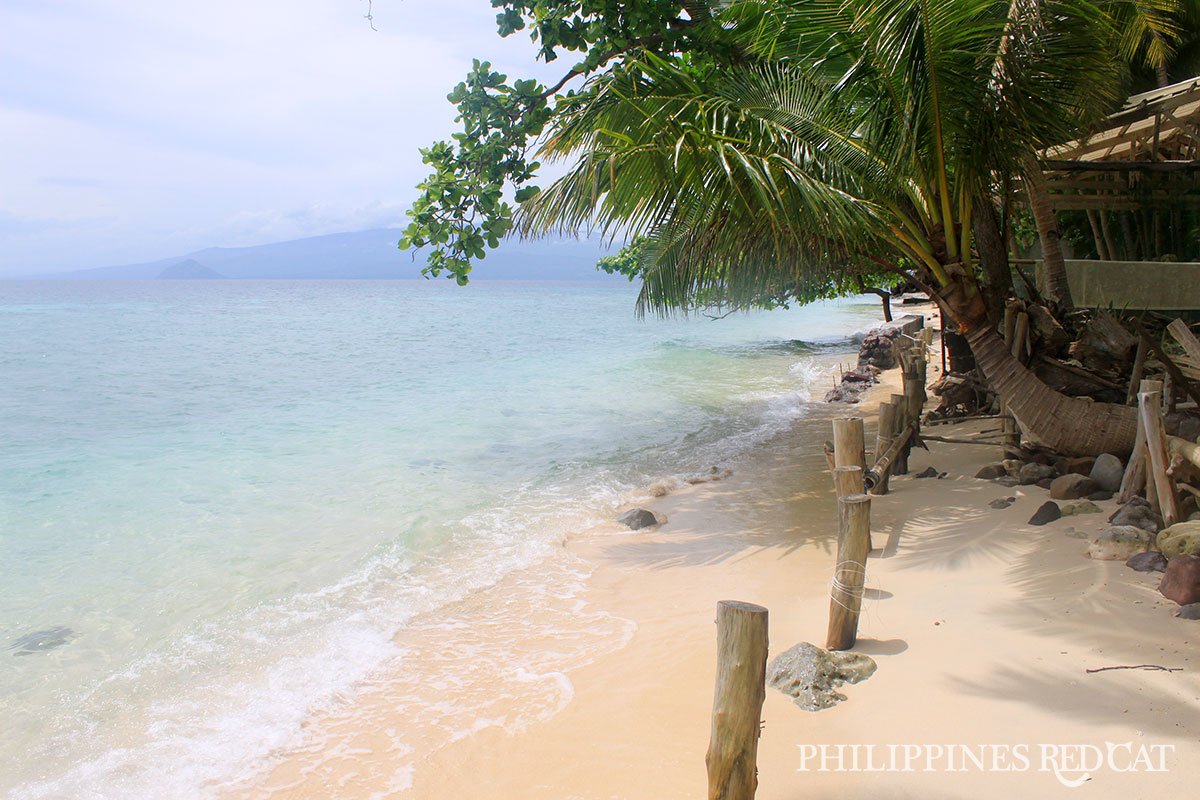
top-left (0, 1), bottom-right (555, 275)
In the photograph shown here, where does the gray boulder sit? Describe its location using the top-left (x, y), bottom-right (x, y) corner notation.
top-left (1088, 526), bottom-right (1155, 560)
top-left (1019, 462), bottom-right (1057, 485)
top-left (618, 508), bottom-right (662, 530)
top-left (1108, 499), bottom-right (1162, 533)
top-left (976, 464), bottom-right (1007, 480)
top-left (1089, 453), bottom-right (1125, 492)
top-left (767, 642), bottom-right (877, 711)
top-left (1050, 473), bottom-right (1099, 500)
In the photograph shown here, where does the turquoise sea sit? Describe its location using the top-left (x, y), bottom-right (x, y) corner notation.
top-left (0, 280), bottom-right (882, 798)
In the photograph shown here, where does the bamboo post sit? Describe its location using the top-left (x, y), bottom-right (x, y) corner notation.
top-left (863, 422), bottom-right (916, 489)
top-left (891, 392), bottom-right (910, 474)
top-left (1119, 379), bottom-right (1161, 503)
top-left (832, 417), bottom-right (866, 471)
top-left (1139, 389), bottom-right (1180, 527)
top-left (1002, 303), bottom-right (1016, 346)
top-left (833, 465), bottom-right (865, 498)
top-left (826, 494), bottom-right (871, 651)
top-left (872, 401), bottom-right (897, 495)
top-left (706, 600), bottom-right (768, 800)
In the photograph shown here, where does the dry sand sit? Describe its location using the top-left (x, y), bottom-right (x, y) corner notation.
top-left (242, 344), bottom-right (1200, 800)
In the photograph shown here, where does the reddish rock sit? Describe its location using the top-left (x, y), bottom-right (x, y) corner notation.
top-left (1050, 473), bottom-right (1098, 500)
top-left (1160, 554), bottom-right (1200, 606)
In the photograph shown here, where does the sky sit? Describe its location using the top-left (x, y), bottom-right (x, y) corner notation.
top-left (0, 0), bottom-right (557, 275)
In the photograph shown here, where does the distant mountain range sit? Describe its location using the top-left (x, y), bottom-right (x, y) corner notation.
top-left (28, 228), bottom-right (625, 282)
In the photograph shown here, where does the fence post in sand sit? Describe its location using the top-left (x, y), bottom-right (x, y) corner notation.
top-left (872, 401), bottom-right (897, 495)
top-left (706, 600), bottom-right (768, 800)
top-left (833, 465), bottom-right (864, 499)
top-left (1139, 389), bottom-right (1180, 527)
top-left (890, 392), bottom-right (910, 475)
top-left (832, 417), bottom-right (866, 472)
top-left (826, 494), bottom-right (871, 651)
top-left (1118, 379), bottom-right (1162, 503)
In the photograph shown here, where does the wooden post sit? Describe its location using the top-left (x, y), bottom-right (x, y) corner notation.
top-left (872, 401), bottom-right (897, 495)
top-left (1139, 389), bottom-right (1180, 527)
top-left (826, 494), bottom-right (871, 651)
top-left (833, 465), bottom-right (864, 498)
top-left (706, 601), bottom-right (768, 800)
top-left (832, 417), bottom-right (866, 471)
top-left (891, 392), bottom-right (910, 475)
top-left (1011, 312), bottom-right (1030, 364)
top-left (1119, 379), bottom-right (1161, 503)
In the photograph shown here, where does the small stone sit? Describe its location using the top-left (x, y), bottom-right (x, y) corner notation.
top-left (1037, 477), bottom-right (1055, 489)
top-left (1175, 603), bottom-right (1200, 620)
top-left (1159, 554), bottom-right (1200, 605)
top-left (988, 497), bottom-right (1016, 509)
top-left (1019, 462), bottom-right (1057, 485)
top-left (8, 626), bottom-right (73, 656)
top-left (1088, 526), bottom-right (1155, 560)
top-left (1126, 551), bottom-right (1168, 573)
top-left (767, 642), bottom-right (877, 712)
top-left (1061, 501), bottom-right (1102, 517)
top-left (1002, 459), bottom-right (1023, 476)
top-left (995, 475), bottom-right (1021, 487)
top-left (617, 508), bottom-right (662, 530)
top-left (1050, 473), bottom-right (1099, 500)
top-left (915, 466), bottom-right (939, 478)
top-left (1028, 501), bottom-right (1061, 526)
top-left (1156, 520), bottom-right (1200, 558)
top-left (975, 464), bottom-right (1007, 480)
top-left (1088, 490), bottom-right (1114, 502)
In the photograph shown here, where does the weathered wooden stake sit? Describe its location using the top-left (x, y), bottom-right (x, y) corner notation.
top-left (891, 392), bottom-right (910, 474)
top-left (833, 465), bottom-right (864, 498)
top-left (832, 417), bottom-right (866, 471)
top-left (872, 401), bottom-right (897, 495)
top-left (1011, 312), bottom-right (1030, 364)
top-left (1119, 379), bottom-right (1161, 503)
top-left (1139, 389), bottom-right (1181, 527)
top-left (826, 494), bottom-right (871, 651)
top-left (706, 600), bottom-right (768, 800)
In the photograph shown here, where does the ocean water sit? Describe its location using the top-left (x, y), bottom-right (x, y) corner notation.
top-left (0, 280), bottom-right (882, 798)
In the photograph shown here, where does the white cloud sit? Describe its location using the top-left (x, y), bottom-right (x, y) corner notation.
top-left (0, 0), bottom-right (558, 274)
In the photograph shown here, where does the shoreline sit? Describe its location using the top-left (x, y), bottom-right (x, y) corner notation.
top-left (240, 314), bottom-right (1199, 799)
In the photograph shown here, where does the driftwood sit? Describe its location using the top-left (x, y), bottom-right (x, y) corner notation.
top-left (1069, 310), bottom-right (1137, 374)
top-left (1140, 389), bottom-right (1181, 527)
top-left (1134, 322), bottom-right (1200, 407)
top-left (864, 423), bottom-right (916, 490)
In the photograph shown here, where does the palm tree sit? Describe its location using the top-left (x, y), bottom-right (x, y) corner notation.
top-left (521, 0), bottom-right (1143, 455)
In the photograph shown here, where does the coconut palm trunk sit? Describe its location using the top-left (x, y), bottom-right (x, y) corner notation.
top-left (966, 326), bottom-right (1138, 455)
top-left (945, 283), bottom-right (1137, 455)
top-left (1022, 153), bottom-right (1075, 308)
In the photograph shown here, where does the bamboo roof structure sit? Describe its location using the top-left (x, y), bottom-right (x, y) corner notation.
top-left (1040, 77), bottom-right (1200, 210)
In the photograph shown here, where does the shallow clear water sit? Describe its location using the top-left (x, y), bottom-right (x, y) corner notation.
top-left (0, 280), bottom-right (882, 798)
